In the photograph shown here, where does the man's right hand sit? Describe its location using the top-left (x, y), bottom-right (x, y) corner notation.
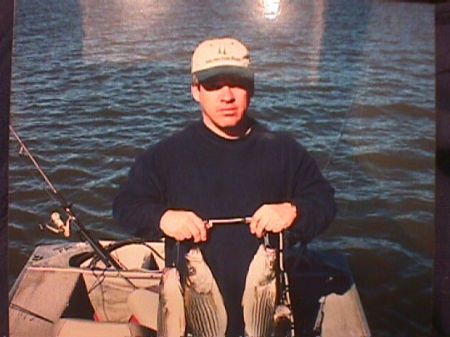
top-left (159, 210), bottom-right (207, 243)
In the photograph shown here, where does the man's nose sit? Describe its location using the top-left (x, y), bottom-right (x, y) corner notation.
top-left (220, 85), bottom-right (234, 102)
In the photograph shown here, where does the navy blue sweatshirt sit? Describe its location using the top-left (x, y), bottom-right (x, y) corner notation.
top-left (113, 120), bottom-right (336, 336)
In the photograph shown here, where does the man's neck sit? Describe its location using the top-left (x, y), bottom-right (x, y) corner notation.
top-left (203, 118), bottom-right (253, 140)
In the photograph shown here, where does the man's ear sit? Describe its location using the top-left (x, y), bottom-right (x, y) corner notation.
top-left (191, 85), bottom-right (200, 102)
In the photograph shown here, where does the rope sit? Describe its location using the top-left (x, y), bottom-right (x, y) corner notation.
top-left (278, 232), bottom-right (295, 336)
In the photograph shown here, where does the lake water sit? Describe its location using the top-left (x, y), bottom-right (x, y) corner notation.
top-left (9, 0), bottom-right (435, 336)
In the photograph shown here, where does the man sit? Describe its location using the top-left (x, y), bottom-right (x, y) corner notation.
top-left (113, 37), bottom-right (336, 336)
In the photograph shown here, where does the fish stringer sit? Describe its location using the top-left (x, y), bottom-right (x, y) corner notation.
top-left (274, 232), bottom-right (295, 337)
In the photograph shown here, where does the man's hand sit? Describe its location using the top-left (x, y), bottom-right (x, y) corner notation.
top-left (249, 203), bottom-right (298, 238)
top-left (159, 210), bottom-right (207, 242)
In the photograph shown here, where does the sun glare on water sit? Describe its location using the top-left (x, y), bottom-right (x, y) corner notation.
top-left (260, 0), bottom-right (282, 20)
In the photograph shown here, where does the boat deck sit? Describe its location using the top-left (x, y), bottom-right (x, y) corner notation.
top-left (9, 241), bottom-right (371, 337)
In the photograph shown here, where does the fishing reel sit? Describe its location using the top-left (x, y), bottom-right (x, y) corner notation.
top-left (39, 210), bottom-right (74, 238)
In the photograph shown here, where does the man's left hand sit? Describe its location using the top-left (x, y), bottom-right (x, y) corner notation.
top-left (249, 202), bottom-right (298, 238)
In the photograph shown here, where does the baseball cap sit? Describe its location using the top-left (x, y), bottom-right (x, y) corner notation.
top-left (191, 37), bottom-right (254, 84)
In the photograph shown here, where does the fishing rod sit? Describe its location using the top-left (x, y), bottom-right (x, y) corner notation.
top-left (9, 125), bottom-right (123, 271)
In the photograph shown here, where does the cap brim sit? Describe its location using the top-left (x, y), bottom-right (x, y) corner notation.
top-left (194, 66), bottom-right (254, 83)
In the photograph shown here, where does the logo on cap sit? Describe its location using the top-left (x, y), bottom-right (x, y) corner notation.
top-left (191, 38), bottom-right (251, 74)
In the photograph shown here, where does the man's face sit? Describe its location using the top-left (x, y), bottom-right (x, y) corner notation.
top-left (191, 75), bottom-right (252, 139)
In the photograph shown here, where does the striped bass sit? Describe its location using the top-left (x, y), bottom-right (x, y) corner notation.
top-left (157, 268), bottom-right (186, 337)
top-left (242, 244), bottom-right (277, 337)
top-left (184, 247), bottom-right (227, 337)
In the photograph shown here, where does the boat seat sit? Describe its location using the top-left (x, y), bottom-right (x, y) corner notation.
top-left (127, 288), bottom-right (159, 330)
top-left (53, 318), bottom-right (154, 337)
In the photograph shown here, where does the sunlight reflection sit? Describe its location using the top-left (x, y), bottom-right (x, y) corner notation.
top-left (303, 0), bottom-right (326, 84)
top-left (80, 0), bottom-right (171, 63)
top-left (260, 0), bottom-right (282, 20)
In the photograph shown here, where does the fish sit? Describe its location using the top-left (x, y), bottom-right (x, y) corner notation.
top-left (184, 247), bottom-right (227, 337)
top-left (242, 244), bottom-right (277, 337)
top-left (157, 267), bottom-right (186, 337)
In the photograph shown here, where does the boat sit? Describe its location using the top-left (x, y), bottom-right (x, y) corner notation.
top-left (8, 126), bottom-right (371, 336)
top-left (9, 238), bottom-right (371, 337)
top-left (9, 239), bottom-right (164, 337)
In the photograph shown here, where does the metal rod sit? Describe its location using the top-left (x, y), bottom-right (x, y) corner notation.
top-left (206, 216), bottom-right (252, 228)
top-left (9, 125), bottom-right (122, 271)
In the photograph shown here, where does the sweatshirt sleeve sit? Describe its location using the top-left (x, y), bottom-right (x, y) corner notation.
top-left (112, 147), bottom-right (167, 240)
top-left (287, 141), bottom-right (337, 244)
